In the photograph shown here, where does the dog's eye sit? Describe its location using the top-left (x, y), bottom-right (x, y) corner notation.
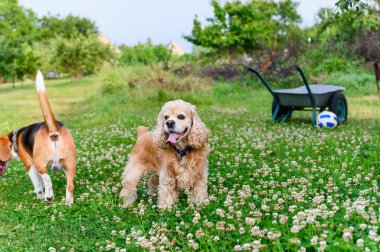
top-left (164, 115), bottom-right (169, 120)
top-left (177, 114), bottom-right (185, 120)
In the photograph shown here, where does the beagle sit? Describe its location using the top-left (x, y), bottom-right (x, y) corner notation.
top-left (0, 71), bottom-right (76, 203)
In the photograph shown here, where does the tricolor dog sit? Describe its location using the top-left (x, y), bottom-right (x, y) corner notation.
top-left (0, 71), bottom-right (76, 203)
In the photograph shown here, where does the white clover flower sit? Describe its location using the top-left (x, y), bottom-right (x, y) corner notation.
top-left (360, 224), bottom-right (367, 230)
top-left (234, 245), bottom-right (241, 251)
top-left (343, 231), bottom-right (352, 241)
top-left (279, 215), bottom-right (288, 224)
top-left (356, 238), bottom-right (364, 248)
top-left (291, 225), bottom-right (300, 233)
top-left (318, 241), bottom-right (327, 252)
top-left (241, 243), bottom-right (251, 250)
top-left (245, 217), bottom-right (255, 226)
top-left (289, 238), bottom-right (300, 244)
top-left (311, 236), bottom-right (318, 246)
top-left (188, 239), bottom-right (199, 250)
top-left (251, 226), bottom-right (260, 236)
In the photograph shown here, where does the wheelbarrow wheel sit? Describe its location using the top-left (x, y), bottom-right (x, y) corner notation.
top-left (272, 98), bottom-right (292, 120)
top-left (329, 92), bottom-right (347, 124)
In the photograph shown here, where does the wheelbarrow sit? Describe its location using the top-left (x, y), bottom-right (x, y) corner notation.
top-left (246, 65), bottom-right (348, 125)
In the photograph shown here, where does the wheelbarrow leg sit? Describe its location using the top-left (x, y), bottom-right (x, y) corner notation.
top-left (282, 109), bottom-right (293, 122)
top-left (272, 102), bottom-right (280, 122)
top-left (312, 105), bottom-right (317, 125)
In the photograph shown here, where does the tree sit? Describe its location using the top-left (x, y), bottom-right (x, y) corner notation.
top-left (52, 33), bottom-right (115, 83)
top-left (33, 14), bottom-right (103, 80)
top-left (0, 0), bottom-right (37, 86)
top-left (316, 0), bottom-right (380, 60)
top-left (0, 39), bottom-right (21, 86)
top-left (0, 0), bottom-right (36, 42)
top-left (184, 0), bottom-right (302, 62)
top-left (119, 40), bottom-right (170, 66)
top-left (36, 14), bottom-right (98, 41)
top-left (334, 0), bottom-right (369, 15)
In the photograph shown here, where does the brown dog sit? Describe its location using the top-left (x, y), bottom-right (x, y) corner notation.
top-left (0, 71), bottom-right (76, 203)
top-left (120, 100), bottom-right (210, 209)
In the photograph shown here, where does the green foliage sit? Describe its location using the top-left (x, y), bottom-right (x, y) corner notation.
top-left (53, 33), bottom-right (115, 83)
top-left (15, 45), bottom-right (39, 79)
top-left (101, 68), bottom-right (127, 94)
top-left (119, 42), bottom-right (170, 65)
top-left (0, 1), bottom-right (106, 83)
top-left (100, 66), bottom-right (213, 94)
top-left (324, 65), bottom-right (375, 95)
top-left (36, 14), bottom-right (98, 41)
top-left (314, 1), bottom-right (380, 60)
top-left (0, 0), bottom-right (37, 84)
top-left (32, 41), bottom-right (58, 73)
top-left (0, 0), bottom-right (36, 42)
top-left (315, 57), bottom-right (348, 73)
top-left (334, 0), bottom-right (369, 15)
top-left (0, 39), bottom-right (22, 82)
top-left (184, 0), bottom-right (301, 59)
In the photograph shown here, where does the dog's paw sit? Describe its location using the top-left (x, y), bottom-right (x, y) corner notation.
top-left (157, 199), bottom-right (174, 210)
top-left (36, 191), bottom-right (45, 200)
top-left (147, 189), bottom-right (157, 197)
top-left (120, 189), bottom-right (137, 208)
top-left (65, 190), bottom-right (74, 205)
top-left (191, 193), bottom-right (208, 204)
top-left (44, 194), bottom-right (54, 203)
top-left (65, 196), bottom-right (74, 205)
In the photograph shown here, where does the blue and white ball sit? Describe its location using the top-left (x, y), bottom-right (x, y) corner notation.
top-left (317, 111), bottom-right (338, 129)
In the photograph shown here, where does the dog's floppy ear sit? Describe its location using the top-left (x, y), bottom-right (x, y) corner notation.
top-left (188, 105), bottom-right (210, 149)
top-left (0, 135), bottom-right (11, 161)
top-left (152, 108), bottom-right (167, 149)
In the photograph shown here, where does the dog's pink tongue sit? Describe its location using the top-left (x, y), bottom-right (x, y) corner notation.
top-left (166, 132), bottom-right (178, 144)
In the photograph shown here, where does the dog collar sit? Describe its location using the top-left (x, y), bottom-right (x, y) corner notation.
top-left (11, 130), bottom-right (19, 156)
top-left (0, 160), bottom-right (5, 176)
top-left (172, 146), bottom-right (193, 158)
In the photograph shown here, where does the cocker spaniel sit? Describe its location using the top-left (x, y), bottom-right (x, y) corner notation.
top-left (120, 100), bottom-right (210, 209)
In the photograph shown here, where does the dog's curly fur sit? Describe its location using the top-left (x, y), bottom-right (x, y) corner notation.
top-left (120, 100), bottom-right (210, 209)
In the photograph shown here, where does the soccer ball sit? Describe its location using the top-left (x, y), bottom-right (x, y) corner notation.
top-left (317, 111), bottom-right (338, 129)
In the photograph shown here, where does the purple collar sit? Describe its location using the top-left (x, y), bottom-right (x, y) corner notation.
top-left (0, 160), bottom-right (5, 177)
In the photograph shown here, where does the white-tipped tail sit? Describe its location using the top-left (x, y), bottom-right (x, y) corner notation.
top-left (36, 70), bottom-right (45, 92)
top-left (35, 69), bottom-right (59, 132)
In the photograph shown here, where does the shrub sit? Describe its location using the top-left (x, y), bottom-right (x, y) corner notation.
top-left (200, 64), bottom-right (244, 81)
top-left (119, 43), bottom-right (170, 66)
top-left (53, 33), bottom-right (115, 83)
top-left (325, 65), bottom-right (375, 95)
top-left (101, 65), bottom-right (214, 95)
top-left (101, 68), bottom-right (126, 94)
top-left (315, 57), bottom-right (347, 73)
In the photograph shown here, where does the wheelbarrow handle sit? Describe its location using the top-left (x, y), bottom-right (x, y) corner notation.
top-left (289, 64), bottom-right (317, 125)
top-left (290, 64), bottom-right (308, 86)
top-left (245, 66), bottom-right (277, 99)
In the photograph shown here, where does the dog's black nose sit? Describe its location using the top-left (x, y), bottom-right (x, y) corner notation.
top-left (166, 120), bottom-right (175, 128)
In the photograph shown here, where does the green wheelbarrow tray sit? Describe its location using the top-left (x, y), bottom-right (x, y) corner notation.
top-left (246, 64), bottom-right (348, 125)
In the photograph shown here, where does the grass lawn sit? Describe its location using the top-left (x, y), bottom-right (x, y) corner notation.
top-left (0, 71), bottom-right (379, 251)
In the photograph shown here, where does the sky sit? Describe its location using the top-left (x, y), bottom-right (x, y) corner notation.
top-left (19, 0), bottom-right (337, 52)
